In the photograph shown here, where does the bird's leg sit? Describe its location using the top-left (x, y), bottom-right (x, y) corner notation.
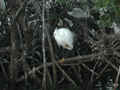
top-left (58, 58), bottom-right (65, 64)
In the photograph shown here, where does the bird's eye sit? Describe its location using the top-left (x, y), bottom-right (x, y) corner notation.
top-left (64, 44), bottom-right (70, 48)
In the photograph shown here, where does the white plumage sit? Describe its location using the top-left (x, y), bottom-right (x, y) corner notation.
top-left (53, 28), bottom-right (74, 50)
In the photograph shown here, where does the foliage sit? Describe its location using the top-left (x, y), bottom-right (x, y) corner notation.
top-left (55, 0), bottom-right (73, 9)
top-left (94, 0), bottom-right (120, 27)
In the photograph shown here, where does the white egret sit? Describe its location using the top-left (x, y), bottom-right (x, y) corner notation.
top-left (53, 28), bottom-right (75, 50)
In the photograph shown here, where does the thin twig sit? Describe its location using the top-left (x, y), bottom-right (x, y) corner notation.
top-left (42, 0), bottom-right (47, 89)
top-left (0, 61), bottom-right (9, 81)
top-left (82, 63), bottom-right (99, 76)
top-left (8, 1), bottom-right (26, 88)
top-left (104, 56), bottom-right (119, 72)
top-left (86, 60), bottom-right (100, 90)
top-left (113, 66), bottom-right (120, 90)
top-left (46, 24), bottom-right (57, 87)
top-left (62, 51), bottom-right (104, 63)
top-left (96, 64), bottom-right (109, 80)
top-left (55, 61), bottom-right (78, 87)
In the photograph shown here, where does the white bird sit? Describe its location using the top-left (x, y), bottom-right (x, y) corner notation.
top-left (53, 28), bottom-right (75, 50)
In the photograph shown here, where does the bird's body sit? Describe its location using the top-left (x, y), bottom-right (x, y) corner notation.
top-left (53, 28), bottom-right (74, 50)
